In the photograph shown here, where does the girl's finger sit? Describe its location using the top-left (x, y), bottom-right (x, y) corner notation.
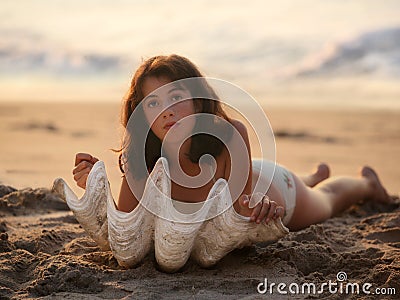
top-left (240, 194), bottom-right (249, 207)
top-left (248, 192), bottom-right (263, 208)
top-left (75, 153), bottom-right (93, 166)
top-left (274, 206), bottom-right (285, 219)
top-left (256, 196), bottom-right (271, 223)
top-left (265, 200), bottom-right (277, 223)
top-left (73, 161), bottom-right (92, 175)
top-left (77, 174), bottom-right (89, 189)
top-left (90, 156), bottom-right (99, 164)
top-left (250, 201), bottom-right (262, 222)
top-left (73, 168), bottom-right (91, 182)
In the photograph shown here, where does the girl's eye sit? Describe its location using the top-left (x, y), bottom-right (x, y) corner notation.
top-left (147, 100), bottom-right (159, 108)
top-left (171, 95), bottom-right (183, 102)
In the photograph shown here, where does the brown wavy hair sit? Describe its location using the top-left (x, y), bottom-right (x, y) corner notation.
top-left (119, 54), bottom-right (233, 179)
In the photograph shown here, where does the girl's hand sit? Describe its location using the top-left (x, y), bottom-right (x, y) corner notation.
top-left (240, 192), bottom-right (284, 224)
top-left (72, 153), bottom-right (99, 189)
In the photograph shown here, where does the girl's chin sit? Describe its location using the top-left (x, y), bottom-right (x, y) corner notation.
top-left (161, 137), bottom-right (186, 145)
top-left (161, 133), bottom-right (191, 146)
top-left (162, 128), bottom-right (193, 143)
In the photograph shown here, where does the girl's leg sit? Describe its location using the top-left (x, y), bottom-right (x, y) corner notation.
top-left (300, 163), bottom-right (330, 187)
top-left (287, 166), bottom-right (390, 231)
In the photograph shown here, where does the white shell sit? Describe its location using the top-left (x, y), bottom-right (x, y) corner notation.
top-left (53, 158), bottom-right (289, 272)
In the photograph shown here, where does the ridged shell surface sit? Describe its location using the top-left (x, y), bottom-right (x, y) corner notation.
top-left (53, 158), bottom-right (289, 272)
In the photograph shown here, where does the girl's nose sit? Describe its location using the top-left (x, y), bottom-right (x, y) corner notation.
top-left (162, 105), bottom-right (175, 118)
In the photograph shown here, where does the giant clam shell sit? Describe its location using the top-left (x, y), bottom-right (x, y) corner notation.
top-left (53, 158), bottom-right (289, 272)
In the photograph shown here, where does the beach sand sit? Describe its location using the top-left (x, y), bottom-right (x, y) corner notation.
top-left (0, 102), bottom-right (399, 299)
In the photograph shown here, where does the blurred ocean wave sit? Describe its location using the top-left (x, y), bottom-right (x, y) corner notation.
top-left (2, 26), bottom-right (399, 82)
top-left (280, 27), bottom-right (400, 79)
top-left (0, 29), bottom-right (125, 76)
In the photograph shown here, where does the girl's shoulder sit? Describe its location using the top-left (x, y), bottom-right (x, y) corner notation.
top-left (229, 119), bottom-right (249, 141)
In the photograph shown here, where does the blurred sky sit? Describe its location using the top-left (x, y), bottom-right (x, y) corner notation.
top-left (1, 0), bottom-right (400, 105)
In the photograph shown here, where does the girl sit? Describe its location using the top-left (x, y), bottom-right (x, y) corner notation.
top-left (72, 54), bottom-right (391, 231)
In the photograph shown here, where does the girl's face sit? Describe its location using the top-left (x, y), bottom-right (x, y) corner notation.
top-left (142, 76), bottom-right (196, 143)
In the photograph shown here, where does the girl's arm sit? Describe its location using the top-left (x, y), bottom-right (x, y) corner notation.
top-left (117, 175), bottom-right (144, 213)
top-left (73, 153), bottom-right (142, 213)
top-left (227, 120), bottom-right (284, 224)
top-left (225, 119), bottom-right (253, 197)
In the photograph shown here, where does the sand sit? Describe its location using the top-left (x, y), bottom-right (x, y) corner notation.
top-left (0, 102), bottom-right (399, 299)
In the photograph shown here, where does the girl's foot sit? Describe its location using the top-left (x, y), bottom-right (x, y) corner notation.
top-left (361, 166), bottom-right (391, 203)
top-left (303, 163), bottom-right (330, 187)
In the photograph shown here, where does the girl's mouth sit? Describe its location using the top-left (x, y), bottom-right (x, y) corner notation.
top-left (164, 121), bottom-right (178, 130)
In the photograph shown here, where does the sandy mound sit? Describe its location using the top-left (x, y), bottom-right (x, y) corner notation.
top-left (0, 185), bottom-right (398, 299)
